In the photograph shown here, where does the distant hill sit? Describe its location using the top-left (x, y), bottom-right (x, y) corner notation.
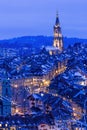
top-left (64, 37), bottom-right (87, 48)
top-left (0, 36), bottom-right (87, 48)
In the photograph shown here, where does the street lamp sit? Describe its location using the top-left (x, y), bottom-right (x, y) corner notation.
top-left (0, 122), bottom-right (2, 127)
top-left (5, 124), bottom-right (8, 127)
top-left (5, 121), bottom-right (9, 130)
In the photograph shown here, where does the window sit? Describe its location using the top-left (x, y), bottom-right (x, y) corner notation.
top-left (5, 88), bottom-right (8, 96)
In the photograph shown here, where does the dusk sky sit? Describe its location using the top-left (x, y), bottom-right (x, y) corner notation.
top-left (0, 0), bottom-right (87, 40)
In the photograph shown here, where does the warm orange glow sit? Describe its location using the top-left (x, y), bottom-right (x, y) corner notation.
top-left (43, 79), bottom-right (50, 86)
top-left (14, 84), bottom-right (18, 88)
top-left (49, 51), bottom-right (52, 55)
top-left (15, 109), bottom-right (19, 113)
top-left (80, 81), bottom-right (85, 86)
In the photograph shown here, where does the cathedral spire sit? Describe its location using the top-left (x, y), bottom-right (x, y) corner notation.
top-left (55, 11), bottom-right (59, 25)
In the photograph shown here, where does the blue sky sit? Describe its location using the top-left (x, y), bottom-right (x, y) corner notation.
top-left (0, 0), bottom-right (87, 39)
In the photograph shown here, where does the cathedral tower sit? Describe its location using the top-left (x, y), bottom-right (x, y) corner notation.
top-left (53, 13), bottom-right (63, 51)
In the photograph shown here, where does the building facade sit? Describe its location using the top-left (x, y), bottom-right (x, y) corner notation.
top-left (0, 79), bottom-right (11, 116)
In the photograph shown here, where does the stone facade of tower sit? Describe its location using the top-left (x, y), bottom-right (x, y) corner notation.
top-left (0, 80), bottom-right (11, 116)
top-left (53, 13), bottom-right (63, 51)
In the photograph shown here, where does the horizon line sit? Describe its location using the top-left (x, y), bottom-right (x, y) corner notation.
top-left (0, 35), bottom-right (87, 41)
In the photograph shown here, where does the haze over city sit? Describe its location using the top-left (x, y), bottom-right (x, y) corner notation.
top-left (0, 0), bottom-right (87, 40)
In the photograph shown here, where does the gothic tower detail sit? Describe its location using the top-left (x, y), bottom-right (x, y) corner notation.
top-left (53, 13), bottom-right (63, 51)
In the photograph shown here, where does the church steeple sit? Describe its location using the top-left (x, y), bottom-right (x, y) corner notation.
top-left (55, 12), bottom-right (59, 25)
top-left (53, 12), bottom-right (63, 51)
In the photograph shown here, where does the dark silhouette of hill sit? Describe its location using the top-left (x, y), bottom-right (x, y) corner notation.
top-left (0, 36), bottom-right (87, 48)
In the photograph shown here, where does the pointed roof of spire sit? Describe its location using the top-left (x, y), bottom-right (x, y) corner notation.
top-left (55, 11), bottom-right (59, 25)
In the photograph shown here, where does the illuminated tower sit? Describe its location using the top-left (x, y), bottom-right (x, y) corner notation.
top-left (53, 13), bottom-right (63, 51)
